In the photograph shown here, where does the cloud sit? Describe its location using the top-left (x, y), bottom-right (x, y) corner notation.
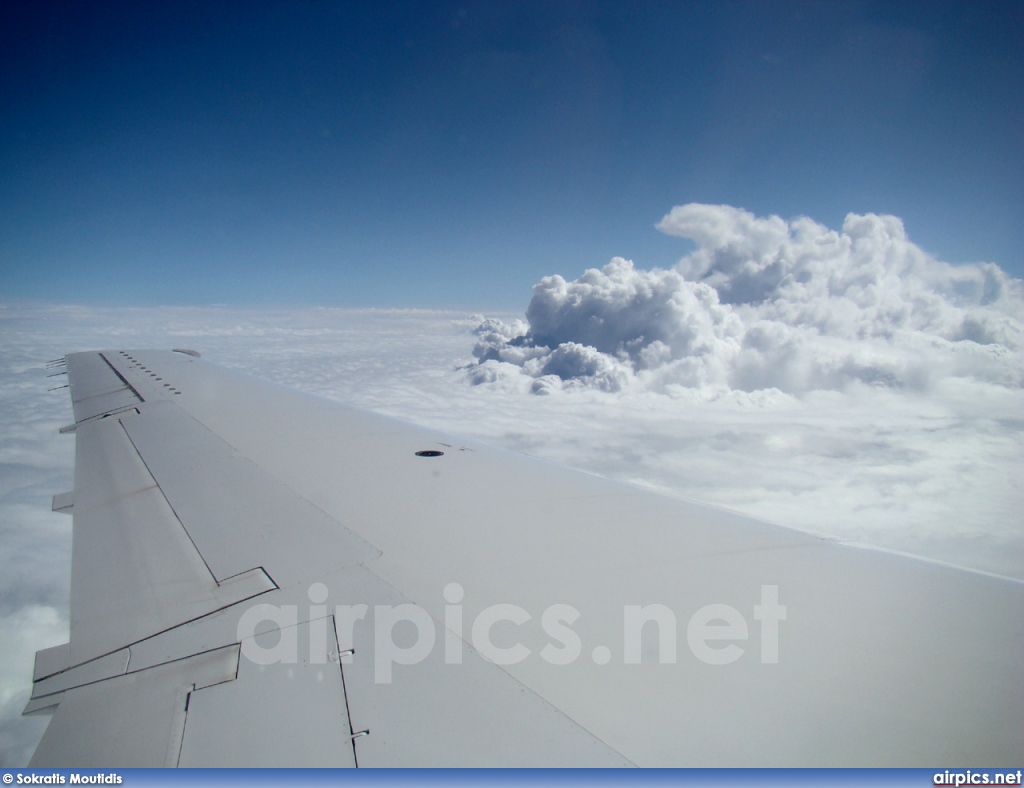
top-left (471, 258), bottom-right (743, 392)
top-left (0, 605), bottom-right (66, 767)
top-left (469, 204), bottom-right (1024, 396)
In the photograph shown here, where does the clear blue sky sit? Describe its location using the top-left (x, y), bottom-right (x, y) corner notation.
top-left (2, 1), bottom-right (1021, 308)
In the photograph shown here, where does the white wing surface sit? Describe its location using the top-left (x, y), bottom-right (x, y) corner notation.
top-left (25, 350), bottom-right (1024, 766)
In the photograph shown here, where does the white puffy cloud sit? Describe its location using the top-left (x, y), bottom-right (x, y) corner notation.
top-left (470, 204), bottom-right (1024, 396)
top-left (472, 257), bottom-right (745, 393)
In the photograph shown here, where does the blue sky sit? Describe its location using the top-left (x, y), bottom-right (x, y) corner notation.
top-left (1, 0), bottom-right (1021, 309)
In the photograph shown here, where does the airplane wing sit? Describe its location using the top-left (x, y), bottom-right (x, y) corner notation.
top-left (25, 349), bottom-right (1024, 766)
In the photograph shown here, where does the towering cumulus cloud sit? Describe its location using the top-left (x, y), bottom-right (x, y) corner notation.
top-left (469, 204), bottom-right (1024, 395)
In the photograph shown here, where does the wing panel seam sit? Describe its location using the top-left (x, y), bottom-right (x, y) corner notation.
top-left (117, 419), bottom-right (220, 586)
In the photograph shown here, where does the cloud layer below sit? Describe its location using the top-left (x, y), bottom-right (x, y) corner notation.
top-left (469, 204), bottom-right (1024, 396)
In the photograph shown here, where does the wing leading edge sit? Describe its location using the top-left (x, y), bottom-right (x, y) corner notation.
top-left (25, 350), bottom-right (1024, 766)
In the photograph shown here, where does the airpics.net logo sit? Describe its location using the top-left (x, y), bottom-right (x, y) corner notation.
top-left (235, 583), bottom-right (786, 683)
top-left (934, 771), bottom-right (1023, 786)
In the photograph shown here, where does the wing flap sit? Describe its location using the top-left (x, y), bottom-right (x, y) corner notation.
top-left (68, 413), bottom-right (276, 665)
top-left (32, 643), bottom-right (71, 683)
top-left (31, 649), bottom-right (130, 700)
top-left (29, 647), bottom-right (239, 768)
